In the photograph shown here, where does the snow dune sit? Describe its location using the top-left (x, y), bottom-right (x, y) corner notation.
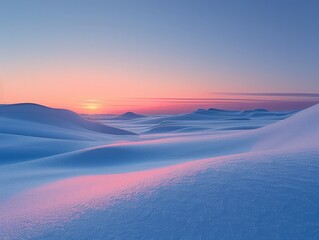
top-left (0, 103), bottom-right (136, 165)
top-left (22, 104), bottom-right (317, 169)
top-left (113, 111), bottom-right (146, 120)
top-left (0, 103), bottom-right (136, 137)
top-left (0, 104), bottom-right (318, 239)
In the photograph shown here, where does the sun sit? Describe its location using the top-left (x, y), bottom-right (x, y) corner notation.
top-left (81, 100), bottom-right (103, 112)
top-left (85, 103), bottom-right (99, 110)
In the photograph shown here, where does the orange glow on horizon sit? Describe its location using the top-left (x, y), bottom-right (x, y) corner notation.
top-left (2, 57), bottom-right (248, 114)
top-left (80, 100), bottom-right (104, 113)
top-left (2, 59), bottom-right (316, 114)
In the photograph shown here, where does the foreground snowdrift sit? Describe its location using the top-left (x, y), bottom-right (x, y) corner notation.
top-left (0, 104), bottom-right (318, 239)
top-left (2, 150), bottom-right (319, 239)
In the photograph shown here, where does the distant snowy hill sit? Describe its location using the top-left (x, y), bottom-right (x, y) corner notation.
top-left (0, 103), bottom-right (136, 136)
top-left (113, 111), bottom-right (146, 120)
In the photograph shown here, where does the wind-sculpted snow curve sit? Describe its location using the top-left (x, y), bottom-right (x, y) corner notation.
top-left (0, 103), bottom-right (136, 136)
top-left (1, 148), bottom-right (319, 239)
top-left (28, 104), bottom-right (319, 169)
top-left (1, 104), bottom-right (319, 239)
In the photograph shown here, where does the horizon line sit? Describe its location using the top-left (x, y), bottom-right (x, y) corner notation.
top-left (1, 100), bottom-right (319, 115)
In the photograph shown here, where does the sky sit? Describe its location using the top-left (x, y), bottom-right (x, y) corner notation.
top-left (1, 0), bottom-right (319, 114)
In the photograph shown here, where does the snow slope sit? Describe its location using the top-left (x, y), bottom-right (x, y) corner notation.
top-left (0, 103), bottom-right (136, 136)
top-left (0, 104), bottom-right (137, 165)
top-left (0, 104), bottom-right (318, 239)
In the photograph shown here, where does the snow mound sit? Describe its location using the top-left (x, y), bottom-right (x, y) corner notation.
top-left (114, 112), bottom-right (146, 120)
top-left (194, 108), bottom-right (237, 115)
top-left (0, 103), bottom-right (136, 136)
top-left (253, 103), bottom-right (319, 149)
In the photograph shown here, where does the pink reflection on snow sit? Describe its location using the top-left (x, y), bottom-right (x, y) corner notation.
top-left (0, 158), bottom-right (216, 239)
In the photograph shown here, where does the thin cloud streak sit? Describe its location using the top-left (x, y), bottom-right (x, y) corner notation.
top-left (211, 92), bottom-right (319, 98)
top-left (94, 98), bottom-right (319, 114)
top-left (128, 97), bottom-right (291, 102)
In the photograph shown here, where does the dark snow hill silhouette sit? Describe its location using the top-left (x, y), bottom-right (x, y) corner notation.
top-left (193, 108), bottom-right (239, 115)
top-left (113, 111), bottom-right (146, 120)
top-left (0, 103), bottom-right (136, 135)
